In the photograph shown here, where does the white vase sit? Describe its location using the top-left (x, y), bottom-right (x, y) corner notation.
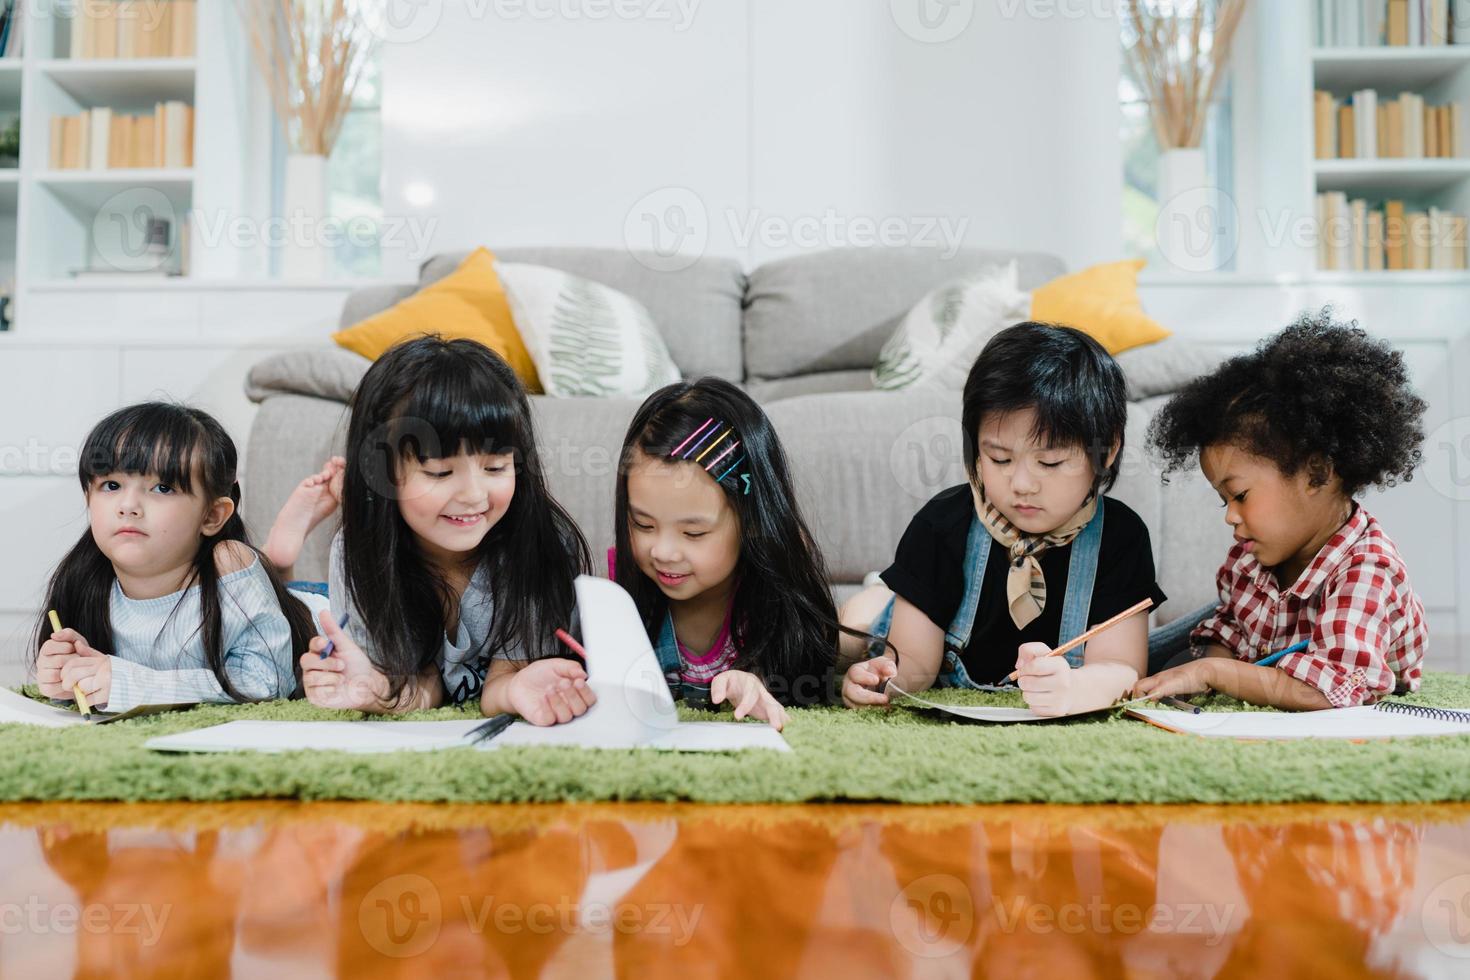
top-left (1153, 147), bottom-right (1221, 273)
top-left (282, 153), bottom-right (329, 280)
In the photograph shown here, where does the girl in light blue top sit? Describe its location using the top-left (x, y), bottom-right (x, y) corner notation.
top-left (33, 403), bottom-right (320, 713)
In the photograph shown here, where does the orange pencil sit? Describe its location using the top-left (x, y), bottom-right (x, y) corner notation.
top-left (1007, 597), bottom-right (1155, 681)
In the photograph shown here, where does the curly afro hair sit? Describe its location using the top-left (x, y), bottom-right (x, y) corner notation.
top-left (1148, 309), bottom-right (1426, 496)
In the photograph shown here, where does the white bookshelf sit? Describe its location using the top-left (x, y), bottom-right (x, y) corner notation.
top-left (1310, 31), bottom-right (1470, 274)
top-left (0, 1), bottom-right (269, 330)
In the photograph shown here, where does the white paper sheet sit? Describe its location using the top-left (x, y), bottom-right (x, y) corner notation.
top-left (1127, 705), bottom-right (1470, 740)
top-left (888, 681), bottom-right (1073, 722)
top-left (146, 719), bottom-right (487, 753)
top-left (146, 577), bottom-right (791, 754)
top-left (0, 687), bottom-right (88, 728)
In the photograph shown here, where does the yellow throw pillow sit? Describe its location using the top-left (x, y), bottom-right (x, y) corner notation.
top-left (332, 247), bottom-right (543, 393)
top-left (1028, 258), bottom-right (1171, 355)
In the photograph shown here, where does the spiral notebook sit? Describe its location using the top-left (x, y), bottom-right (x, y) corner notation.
top-left (1126, 701), bottom-right (1470, 740)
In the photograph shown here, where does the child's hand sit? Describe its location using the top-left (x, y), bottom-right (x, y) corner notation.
top-left (59, 640), bottom-right (112, 708)
top-left (841, 658), bottom-right (896, 708)
top-left (37, 628), bottom-right (82, 699)
top-left (1014, 642), bottom-right (1074, 717)
top-left (300, 610), bottom-right (392, 711)
top-left (711, 669), bottom-right (788, 730)
top-left (504, 658), bottom-right (596, 726)
top-left (1132, 660), bottom-right (1213, 701)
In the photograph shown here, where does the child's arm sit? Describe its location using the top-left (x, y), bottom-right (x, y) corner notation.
top-left (1013, 614), bottom-right (1148, 716)
top-left (841, 596), bottom-right (944, 707)
top-left (1132, 657), bottom-right (1333, 710)
top-left (480, 657), bottom-right (595, 726)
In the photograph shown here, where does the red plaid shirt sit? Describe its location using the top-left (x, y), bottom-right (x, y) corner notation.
top-left (1191, 505), bottom-right (1426, 708)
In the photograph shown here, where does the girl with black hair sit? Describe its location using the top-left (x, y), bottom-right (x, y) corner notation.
top-left (297, 336), bottom-right (597, 723)
top-left (612, 378), bottom-right (843, 729)
top-left (34, 403), bottom-right (319, 712)
top-left (1135, 312), bottom-right (1427, 710)
top-left (841, 322), bottom-right (1167, 717)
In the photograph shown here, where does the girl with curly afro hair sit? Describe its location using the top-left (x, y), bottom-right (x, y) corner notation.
top-left (1135, 310), bottom-right (1429, 711)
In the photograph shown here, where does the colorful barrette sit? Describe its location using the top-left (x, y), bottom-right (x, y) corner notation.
top-left (670, 418), bottom-right (751, 493)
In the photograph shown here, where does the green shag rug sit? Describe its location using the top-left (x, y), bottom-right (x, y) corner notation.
top-left (3, 674), bottom-right (1470, 805)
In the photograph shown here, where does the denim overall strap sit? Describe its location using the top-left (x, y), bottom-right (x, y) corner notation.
top-left (931, 516), bottom-right (993, 688)
top-left (655, 613), bottom-right (684, 698)
top-left (1055, 502), bottom-right (1106, 667)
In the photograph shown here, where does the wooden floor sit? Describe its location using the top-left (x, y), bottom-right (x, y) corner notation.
top-left (0, 801), bottom-right (1467, 977)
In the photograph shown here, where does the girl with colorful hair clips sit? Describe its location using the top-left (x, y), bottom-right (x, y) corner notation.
top-left (611, 377), bottom-right (846, 730)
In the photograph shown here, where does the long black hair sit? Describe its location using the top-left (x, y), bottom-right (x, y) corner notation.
top-left (340, 335), bottom-right (592, 702)
top-left (613, 378), bottom-right (845, 706)
top-left (962, 322), bottom-right (1128, 493)
top-left (34, 402), bottom-right (316, 700)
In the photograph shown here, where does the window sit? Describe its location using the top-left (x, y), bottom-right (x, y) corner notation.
top-left (1120, 10), bottom-right (1238, 271)
top-left (326, 51), bottom-right (383, 277)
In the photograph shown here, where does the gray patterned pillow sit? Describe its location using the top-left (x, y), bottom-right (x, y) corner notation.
top-left (872, 261), bottom-right (1029, 390)
top-left (498, 262), bottom-right (682, 397)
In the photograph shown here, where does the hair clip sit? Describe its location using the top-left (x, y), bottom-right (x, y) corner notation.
top-left (670, 417), bottom-right (751, 493)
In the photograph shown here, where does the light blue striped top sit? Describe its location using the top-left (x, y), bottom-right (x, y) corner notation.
top-left (329, 531), bottom-right (526, 708)
top-left (105, 556), bottom-right (317, 714)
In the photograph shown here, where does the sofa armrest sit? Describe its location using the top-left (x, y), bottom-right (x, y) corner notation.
top-left (245, 348), bottom-right (372, 405)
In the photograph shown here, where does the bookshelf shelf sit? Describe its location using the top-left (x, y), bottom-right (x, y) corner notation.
top-left (1314, 158), bottom-right (1470, 191)
top-left (1312, 46), bottom-right (1470, 89)
top-left (34, 169), bottom-right (192, 212)
top-left (39, 58), bottom-right (195, 105)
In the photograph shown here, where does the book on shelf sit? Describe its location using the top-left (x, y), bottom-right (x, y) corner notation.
top-left (1317, 193), bottom-right (1469, 270)
top-left (1318, 0), bottom-right (1467, 45)
top-left (0, 0), bottom-right (24, 58)
top-left (49, 103), bottom-right (193, 170)
top-left (1314, 90), bottom-right (1465, 158)
top-left (70, 0), bottom-right (195, 59)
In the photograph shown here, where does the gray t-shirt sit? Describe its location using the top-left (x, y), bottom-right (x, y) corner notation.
top-left (328, 531), bottom-right (525, 706)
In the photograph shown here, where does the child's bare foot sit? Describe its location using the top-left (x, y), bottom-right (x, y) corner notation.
top-left (264, 457), bottom-right (345, 574)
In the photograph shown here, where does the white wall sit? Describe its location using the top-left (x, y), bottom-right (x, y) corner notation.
top-left (379, 0), bottom-right (1124, 276)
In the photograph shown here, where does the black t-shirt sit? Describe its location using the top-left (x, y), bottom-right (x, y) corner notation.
top-left (880, 486), bottom-right (1167, 684)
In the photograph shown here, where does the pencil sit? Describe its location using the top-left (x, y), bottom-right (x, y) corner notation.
top-left (554, 628), bottom-right (588, 660)
top-left (1254, 639), bottom-right (1309, 668)
top-left (1007, 597), bottom-right (1155, 681)
top-left (47, 609), bottom-right (91, 716)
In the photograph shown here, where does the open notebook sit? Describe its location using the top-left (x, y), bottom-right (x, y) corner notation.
top-left (146, 576), bottom-right (790, 755)
top-left (887, 681), bottom-right (1113, 722)
top-left (1127, 702), bottom-right (1470, 740)
top-left (0, 686), bottom-right (192, 727)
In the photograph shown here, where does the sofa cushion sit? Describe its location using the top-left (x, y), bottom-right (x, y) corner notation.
top-left (245, 348), bottom-right (371, 405)
top-left (333, 248), bottom-right (542, 391)
top-left (498, 262), bottom-right (681, 398)
top-left (1113, 339), bottom-right (1226, 401)
top-left (421, 247), bottom-right (746, 381)
top-left (743, 246), bottom-right (1067, 381)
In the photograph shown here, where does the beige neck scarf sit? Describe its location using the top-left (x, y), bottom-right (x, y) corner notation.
top-left (970, 482), bottom-right (1098, 630)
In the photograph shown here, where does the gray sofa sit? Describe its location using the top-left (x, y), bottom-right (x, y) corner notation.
top-left (242, 246), bottom-right (1232, 625)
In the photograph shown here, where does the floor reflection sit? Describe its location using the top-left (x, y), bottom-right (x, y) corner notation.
top-left (0, 803), bottom-right (1466, 978)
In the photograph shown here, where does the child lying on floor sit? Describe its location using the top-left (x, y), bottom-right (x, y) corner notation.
top-left (1134, 311), bottom-right (1428, 710)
